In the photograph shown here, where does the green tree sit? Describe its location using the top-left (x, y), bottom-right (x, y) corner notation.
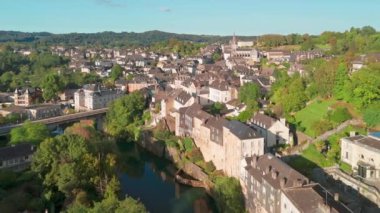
top-left (110, 64), bottom-right (123, 82)
top-left (213, 176), bottom-right (245, 213)
top-left (106, 92), bottom-right (146, 138)
top-left (363, 103), bottom-right (380, 127)
top-left (272, 76), bottom-right (308, 114)
top-left (239, 82), bottom-right (261, 104)
top-left (41, 73), bottom-right (63, 101)
top-left (333, 63), bottom-right (349, 100)
top-left (212, 52), bottom-right (222, 62)
top-left (10, 121), bottom-right (50, 145)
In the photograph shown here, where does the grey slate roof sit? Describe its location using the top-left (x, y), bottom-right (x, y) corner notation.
top-left (225, 120), bottom-right (260, 140)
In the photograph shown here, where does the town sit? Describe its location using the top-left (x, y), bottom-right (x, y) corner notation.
top-left (0, 26), bottom-right (379, 213)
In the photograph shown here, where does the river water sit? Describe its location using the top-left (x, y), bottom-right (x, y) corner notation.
top-left (117, 142), bottom-right (218, 213)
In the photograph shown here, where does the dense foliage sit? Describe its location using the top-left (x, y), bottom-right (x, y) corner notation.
top-left (106, 92), bottom-right (146, 139)
top-left (150, 38), bottom-right (206, 57)
top-left (10, 121), bottom-right (50, 145)
top-left (0, 30), bottom-right (257, 47)
top-left (213, 176), bottom-right (245, 213)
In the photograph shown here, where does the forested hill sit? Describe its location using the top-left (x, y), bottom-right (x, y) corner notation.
top-left (0, 30), bottom-right (257, 47)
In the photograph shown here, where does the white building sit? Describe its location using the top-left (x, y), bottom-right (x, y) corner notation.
top-left (248, 112), bottom-right (292, 148)
top-left (341, 134), bottom-right (380, 180)
top-left (74, 84), bottom-right (124, 111)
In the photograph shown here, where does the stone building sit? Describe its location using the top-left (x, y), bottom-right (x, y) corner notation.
top-left (74, 84), bottom-right (124, 111)
top-left (0, 144), bottom-right (36, 171)
top-left (14, 87), bottom-right (42, 106)
top-left (248, 112), bottom-right (292, 148)
top-left (241, 154), bottom-right (352, 213)
top-left (176, 103), bottom-right (264, 179)
top-left (341, 134), bottom-right (380, 180)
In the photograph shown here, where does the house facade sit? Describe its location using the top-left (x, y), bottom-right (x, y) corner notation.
top-left (0, 144), bottom-right (36, 171)
top-left (248, 112), bottom-right (292, 148)
top-left (74, 84), bottom-right (124, 111)
top-left (176, 103), bottom-right (264, 179)
top-left (241, 154), bottom-right (352, 213)
top-left (14, 87), bottom-right (42, 106)
top-left (341, 135), bottom-right (380, 180)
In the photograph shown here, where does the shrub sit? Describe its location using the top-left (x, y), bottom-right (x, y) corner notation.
top-left (363, 103), bottom-right (380, 127)
top-left (204, 161), bottom-right (216, 174)
top-left (183, 137), bottom-right (194, 152)
top-left (315, 141), bottom-right (325, 152)
top-left (311, 119), bottom-right (333, 136)
top-left (213, 176), bottom-right (245, 213)
top-left (187, 148), bottom-right (203, 163)
top-left (328, 107), bottom-right (351, 124)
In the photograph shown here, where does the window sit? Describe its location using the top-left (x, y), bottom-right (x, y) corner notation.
top-left (345, 152), bottom-right (348, 159)
top-left (284, 203), bottom-right (287, 209)
top-left (360, 154), bottom-right (364, 159)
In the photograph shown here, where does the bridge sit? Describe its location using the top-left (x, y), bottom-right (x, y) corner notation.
top-left (0, 108), bottom-right (108, 136)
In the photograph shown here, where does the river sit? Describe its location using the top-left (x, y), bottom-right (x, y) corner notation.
top-left (117, 142), bottom-right (218, 213)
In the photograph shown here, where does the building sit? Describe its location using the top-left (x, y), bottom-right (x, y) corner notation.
top-left (74, 84), bottom-right (124, 111)
top-left (14, 87), bottom-right (42, 106)
top-left (248, 112), bottom-right (292, 148)
top-left (176, 103), bottom-right (264, 179)
top-left (0, 144), bottom-right (36, 171)
top-left (241, 154), bottom-right (352, 213)
top-left (208, 80), bottom-right (237, 103)
top-left (222, 34), bottom-right (260, 61)
top-left (27, 104), bottom-right (62, 120)
top-left (340, 134), bottom-right (380, 180)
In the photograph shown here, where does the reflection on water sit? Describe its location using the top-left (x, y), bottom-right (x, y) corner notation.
top-left (118, 142), bottom-right (217, 213)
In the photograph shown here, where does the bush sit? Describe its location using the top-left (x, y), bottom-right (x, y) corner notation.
top-left (311, 119), bottom-right (333, 136)
top-left (165, 138), bottom-right (179, 149)
top-left (183, 137), bottom-right (194, 152)
top-left (153, 129), bottom-right (172, 141)
top-left (363, 103), bottom-right (380, 127)
top-left (328, 107), bottom-right (351, 124)
top-left (315, 141), bottom-right (325, 152)
top-left (213, 176), bottom-right (245, 213)
top-left (204, 161), bottom-right (216, 174)
top-left (187, 148), bottom-right (203, 163)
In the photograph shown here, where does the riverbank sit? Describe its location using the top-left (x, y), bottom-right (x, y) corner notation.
top-left (139, 129), bottom-right (213, 191)
top-left (117, 141), bottom-right (218, 213)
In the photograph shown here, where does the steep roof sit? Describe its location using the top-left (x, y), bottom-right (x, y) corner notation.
top-left (175, 91), bottom-right (192, 105)
top-left (251, 112), bottom-right (276, 129)
top-left (344, 135), bottom-right (380, 151)
top-left (284, 184), bottom-right (352, 213)
top-left (247, 153), bottom-right (308, 189)
top-left (225, 120), bottom-right (261, 140)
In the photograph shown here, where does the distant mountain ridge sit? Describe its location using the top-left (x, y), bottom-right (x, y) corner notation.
top-left (0, 30), bottom-right (257, 46)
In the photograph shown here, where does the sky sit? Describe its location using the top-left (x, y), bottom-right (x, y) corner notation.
top-left (1, 0), bottom-right (379, 36)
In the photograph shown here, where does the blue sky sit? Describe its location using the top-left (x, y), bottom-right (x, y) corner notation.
top-left (1, 0), bottom-right (379, 35)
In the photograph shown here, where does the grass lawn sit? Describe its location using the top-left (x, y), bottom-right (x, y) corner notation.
top-left (315, 44), bottom-right (331, 51)
top-left (288, 125), bottom-right (365, 177)
top-left (295, 99), bottom-right (336, 137)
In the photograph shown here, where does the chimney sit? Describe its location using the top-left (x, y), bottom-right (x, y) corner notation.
top-left (293, 179), bottom-right (303, 187)
top-left (334, 193), bottom-right (339, 202)
top-left (266, 165), bottom-right (272, 174)
top-left (280, 177), bottom-right (287, 188)
top-left (252, 156), bottom-right (258, 168)
top-left (271, 170), bottom-right (278, 180)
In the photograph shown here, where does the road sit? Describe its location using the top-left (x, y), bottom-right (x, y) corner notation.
top-left (0, 108), bottom-right (108, 136)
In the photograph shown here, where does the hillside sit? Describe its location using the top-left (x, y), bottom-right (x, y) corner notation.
top-left (0, 30), bottom-right (257, 47)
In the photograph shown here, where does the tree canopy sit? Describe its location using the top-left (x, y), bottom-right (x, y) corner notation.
top-left (10, 121), bottom-right (50, 145)
top-left (213, 176), bottom-right (245, 213)
top-left (106, 92), bottom-right (146, 139)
